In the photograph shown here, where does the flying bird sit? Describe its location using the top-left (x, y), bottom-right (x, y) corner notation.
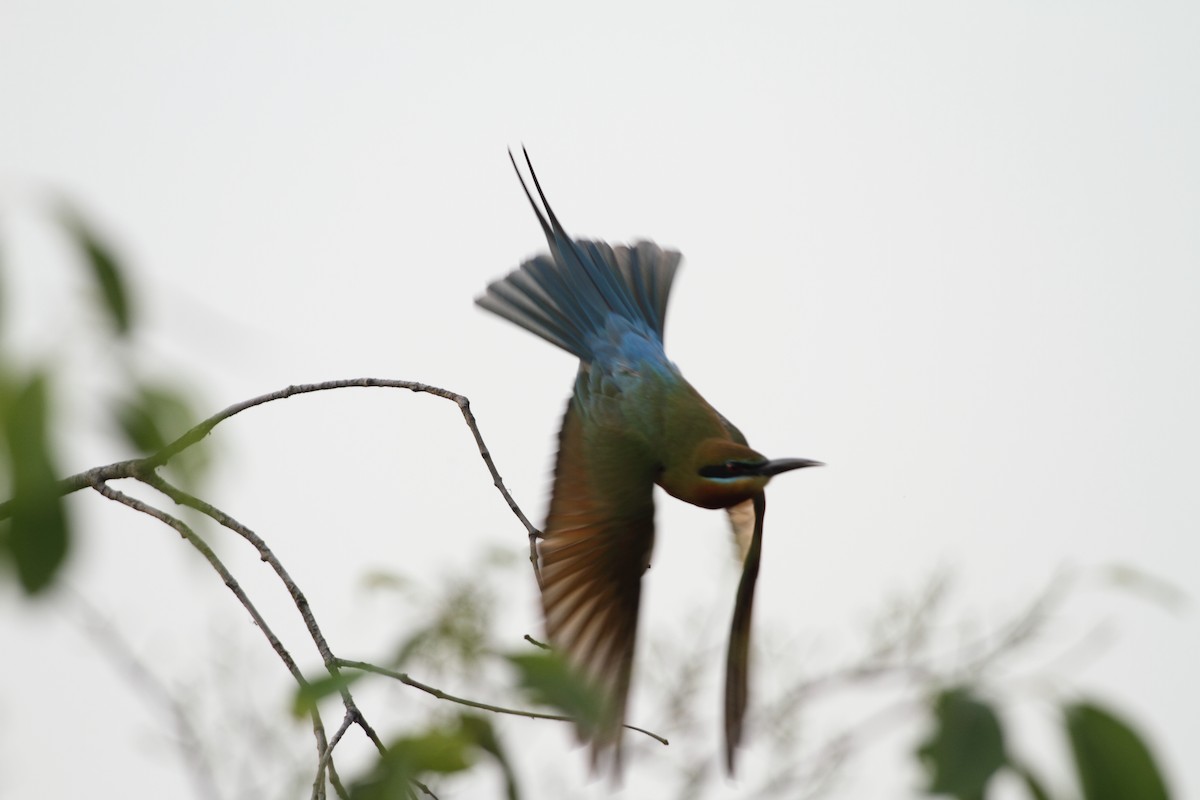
top-left (477, 149), bottom-right (821, 773)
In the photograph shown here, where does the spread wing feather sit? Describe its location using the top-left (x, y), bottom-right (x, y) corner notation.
top-left (539, 400), bottom-right (656, 772)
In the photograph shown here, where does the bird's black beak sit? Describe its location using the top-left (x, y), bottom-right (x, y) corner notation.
top-left (754, 458), bottom-right (824, 477)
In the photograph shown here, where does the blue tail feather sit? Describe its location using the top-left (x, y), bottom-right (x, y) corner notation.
top-left (484, 260), bottom-right (588, 356)
top-left (477, 239), bottom-right (681, 362)
top-left (477, 151), bottom-right (681, 361)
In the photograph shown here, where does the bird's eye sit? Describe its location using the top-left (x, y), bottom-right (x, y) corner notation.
top-left (699, 460), bottom-right (749, 479)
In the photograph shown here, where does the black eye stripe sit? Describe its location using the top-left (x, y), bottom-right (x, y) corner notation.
top-left (699, 460), bottom-right (762, 479)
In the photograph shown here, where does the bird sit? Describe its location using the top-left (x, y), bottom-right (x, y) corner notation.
top-left (477, 149), bottom-right (821, 773)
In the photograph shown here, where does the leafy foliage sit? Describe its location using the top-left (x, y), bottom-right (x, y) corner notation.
top-left (0, 371), bottom-right (69, 593)
top-left (60, 207), bottom-right (134, 335)
top-left (114, 381), bottom-right (205, 482)
top-left (0, 203), bottom-right (204, 595)
top-left (507, 650), bottom-right (605, 739)
top-left (291, 671), bottom-right (365, 719)
top-left (918, 688), bottom-right (1006, 800)
top-left (1067, 701), bottom-right (1171, 800)
top-left (916, 688), bottom-right (1174, 800)
top-left (350, 713), bottom-right (519, 800)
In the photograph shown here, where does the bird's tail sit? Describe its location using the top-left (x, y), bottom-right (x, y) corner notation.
top-left (476, 149), bottom-right (682, 361)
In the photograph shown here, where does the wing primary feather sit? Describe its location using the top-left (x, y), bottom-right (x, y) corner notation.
top-left (538, 399), bottom-right (655, 775)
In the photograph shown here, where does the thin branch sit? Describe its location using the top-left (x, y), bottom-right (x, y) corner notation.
top-left (337, 658), bottom-right (669, 746)
top-left (952, 570), bottom-right (1070, 679)
top-left (0, 379), bottom-right (540, 552)
top-left (786, 571), bottom-right (1070, 710)
top-left (142, 473), bottom-right (388, 758)
top-left (315, 711), bottom-right (358, 799)
top-left (72, 597), bottom-right (225, 800)
top-left (87, 479), bottom-right (336, 786)
top-left (326, 756), bottom-right (349, 800)
top-left (11, 380), bottom-right (548, 795)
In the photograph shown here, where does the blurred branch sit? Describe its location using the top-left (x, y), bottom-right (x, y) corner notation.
top-left (73, 597), bottom-right (225, 800)
top-left (738, 570), bottom-right (1100, 799)
top-left (86, 478), bottom-right (345, 798)
top-left (141, 474), bottom-right (386, 753)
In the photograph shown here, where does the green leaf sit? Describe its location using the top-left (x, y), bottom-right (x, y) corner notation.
top-left (350, 727), bottom-right (474, 800)
top-left (116, 384), bottom-right (196, 454)
top-left (388, 576), bottom-right (493, 676)
top-left (388, 729), bottom-right (474, 773)
top-left (61, 208), bottom-right (133, 335)
top-left (350, 715), bottom-right (521, 800)
top-left (115, 383), bottom-right (207, 484)
top-left (291, 671), bottom-right (363, 718)
top-left (506, 650), bottom-right (604, 737)
top-left (1010, 762), bottom-right (1054, 800)
top-left (917, 688), bottom-right (1006, 800)
top-left (459, 714), bottom-right (520, 800)
top-left (1, 373), bottom-right (69, 594)
top-left (1065, 701), bottom-right (1170, 800)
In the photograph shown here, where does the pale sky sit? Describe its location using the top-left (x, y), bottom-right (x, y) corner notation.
top-left (2, 3), bottom-right (1198, 798)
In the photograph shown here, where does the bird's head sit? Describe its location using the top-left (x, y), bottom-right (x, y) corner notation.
top-left (659, 438), bottom-right (823, 510)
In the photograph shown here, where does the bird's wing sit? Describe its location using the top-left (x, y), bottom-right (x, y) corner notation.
top-left (539, 398), bottom-right (656, 772)
top-left (724, 491), bottom-right (766, 773)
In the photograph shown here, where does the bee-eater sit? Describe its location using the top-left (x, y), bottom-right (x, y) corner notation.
top-left (478, 150), bottom-right (821, 773)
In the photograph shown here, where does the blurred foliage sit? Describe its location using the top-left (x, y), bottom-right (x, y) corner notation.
top-left (0, 205), bottom-right (204, 595)
top-left (114, 380), bottom-right (207, 483)
top-left (58, 205), bottom-right (134, 336)
top-left (392, 574), bottom-right (495, 677)
top-left (506, 650), bottom-right (605, 740)
top-left (917, 690), bottom-right (1171, 800)
top-left (334, 566), bottom-right (1178, 800)
top-left (359, 556), bottom-right (507, 680)
top-left (1066, 701), bottom-right (1171, 800)
top-left (350, 714), bottom-right (519, 800)
top-left (918, 688), bottom-right (1006, 799)
top-left (291, 671), bottom-right (365, 719)
top-left (0, 370), bottom-right (70, 592)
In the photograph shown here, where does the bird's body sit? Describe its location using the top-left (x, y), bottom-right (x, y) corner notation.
top-left (478, 151), bottom-right (819, 772)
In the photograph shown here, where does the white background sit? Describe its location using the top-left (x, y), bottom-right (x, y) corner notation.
top-left (2, 2), bottom-right (1197, 798)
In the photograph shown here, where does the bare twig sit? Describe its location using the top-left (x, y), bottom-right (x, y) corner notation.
top-left (10, 380), bottom-right (551, 796)
top-left (315, 711), bottom-right (358, 797)
top-left (87, 479), bottom-right (338, 792)
top-left (0, 379), bottom-right (540, 552)
top-left (338, 658), bottom-right (670, 746)
top-left (142, 474), bottom-right (386, 754)
top-left (73, 597), bottom-right (225, 800)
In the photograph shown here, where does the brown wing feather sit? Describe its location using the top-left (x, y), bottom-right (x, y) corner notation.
top-left (539, 398), bottom-right (656, 772)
